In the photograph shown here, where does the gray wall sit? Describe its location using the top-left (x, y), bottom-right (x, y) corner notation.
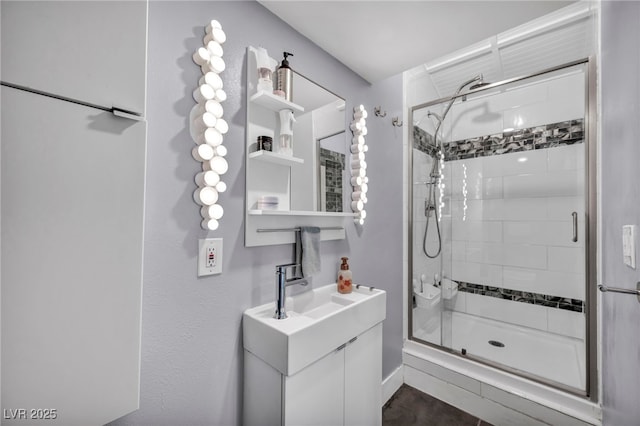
top-left (600, 1), bottom-right (640, 424)
top-left (111, 1), bottom-right (403, 425)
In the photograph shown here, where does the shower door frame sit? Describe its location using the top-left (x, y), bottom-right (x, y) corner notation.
top-left (407, 57), bottom-right (598, 400)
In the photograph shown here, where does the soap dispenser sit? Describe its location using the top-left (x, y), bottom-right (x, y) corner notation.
top-left (276, 51), bottom-right (293, 101)
top-left (337, 257), bottom-right (352, 294)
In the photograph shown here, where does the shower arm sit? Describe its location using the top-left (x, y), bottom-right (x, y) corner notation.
top-left (432, 75), bottom-right (483, 152)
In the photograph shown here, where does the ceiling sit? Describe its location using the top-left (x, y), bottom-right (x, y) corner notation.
top-left (258, 1), bottom-right (575, 83)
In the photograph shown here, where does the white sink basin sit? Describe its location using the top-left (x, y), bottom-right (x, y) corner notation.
top-left (243, 283), bottom-right (386, 376)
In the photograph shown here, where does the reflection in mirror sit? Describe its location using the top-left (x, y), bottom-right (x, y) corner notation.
top-left (317, 131), bottom-right (346, 212)
top-left (290, 72), bottom-right (346, 212)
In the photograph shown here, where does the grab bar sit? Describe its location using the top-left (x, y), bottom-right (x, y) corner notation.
top-left (598, 283), bottom-right (640, 303)
top-left (572, 212), bottom-right (578, 242)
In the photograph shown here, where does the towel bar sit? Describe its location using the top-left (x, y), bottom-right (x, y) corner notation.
top-left (598, 283), bottom-right (640, 303)
top-left (257, 226), bottom-right (343, 233)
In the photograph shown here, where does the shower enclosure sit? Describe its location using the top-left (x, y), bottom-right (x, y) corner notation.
top-left (408, 59), bottom-right (596, 396)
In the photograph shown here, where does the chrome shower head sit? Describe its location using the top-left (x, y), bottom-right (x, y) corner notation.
top-left (469, 80), bottom-right (491, 90)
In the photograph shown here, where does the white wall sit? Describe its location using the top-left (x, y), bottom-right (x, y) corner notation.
top-left (600, 2), bottom-right (640, 424)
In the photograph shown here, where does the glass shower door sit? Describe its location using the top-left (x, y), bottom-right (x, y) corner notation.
top-left (410, 62), bottom-right (589, 393)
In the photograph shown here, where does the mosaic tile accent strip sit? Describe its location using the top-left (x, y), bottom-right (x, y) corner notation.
top-left (319, 148), bottom-right (345, 212)
top-left (456, 281), bottom-right (585, 313)
top-left (413, 119), bottom-right (584, 160)
top-left (413, 126), bottom-right (437, 157)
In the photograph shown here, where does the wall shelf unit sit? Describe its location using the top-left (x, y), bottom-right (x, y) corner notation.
top-left (250, 90), bottom-right (304, 114)
top-left (249, 150), bottom-right (304, 166)
top-left (244, 45), bottom-right (352, 247)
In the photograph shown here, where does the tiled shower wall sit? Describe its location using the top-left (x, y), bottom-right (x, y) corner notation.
top-left (412, 70), bottom-right (586, 340)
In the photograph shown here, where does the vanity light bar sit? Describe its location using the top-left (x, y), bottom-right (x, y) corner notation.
top-left (191, 19), bottom-right (228, 231)
top-left (350, 105), bottom-right (368, 225)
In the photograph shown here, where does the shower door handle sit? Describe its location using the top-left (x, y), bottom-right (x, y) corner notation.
top-left (572, 212), bottom-right (578, 242)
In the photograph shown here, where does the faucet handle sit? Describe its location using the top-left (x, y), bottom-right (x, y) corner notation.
top-left (276, 262), bottom-right (299, 273)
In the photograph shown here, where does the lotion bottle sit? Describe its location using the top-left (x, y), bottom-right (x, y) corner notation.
top-left (338, 257), bottom-right (352, 294)
top-left (276, 52), bottom-right (293, 101)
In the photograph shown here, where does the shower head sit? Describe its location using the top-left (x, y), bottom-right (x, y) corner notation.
top-left (469, 80), bottom-right (492, 90)
top-left (453, 74), bottom-right (484, 96)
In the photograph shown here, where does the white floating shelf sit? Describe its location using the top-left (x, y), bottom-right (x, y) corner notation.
top-left (249, 209), bottom-right (357, 217)
top-left (250, 90), bottom-right (305, 114)
top-left (249, 150), bottom-right (304, 166)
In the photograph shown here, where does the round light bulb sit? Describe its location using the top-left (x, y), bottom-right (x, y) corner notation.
top-left (192, 144), bottom-right (214, 162)
top-left (351, 200), bottom-right (364, 211)
top-left (215, 89), bottom-right (227, 102)
top-left (215, 181), bottom-right (227, 193)
top-left (210, 156), bottom-right (228, 175)
top-left (201, 218), bottom-right (219, 231)
top-left (205, 100), bottom-right (223, 118)
top-left (207, 40), bottom-right (223, 58)
top-left (207, 56), bottom-right (225, 73)
top-left (204, 128), bottom-right (223, 146)
top-left (199, 72), bottom-right (223, 90)
top-left (206, 204), bottom-right (224, 220)
top-left (193, 84), bottom-right (215, 103)
top-left (192, 47), bottom-right (210, 66)
top-left (215, 118), bottom-right (229, 134)
top-left (193, 186), bottom-right (218, 206)
top-left (206, 20), bottom-right (222, 32)
top-left (214, 145), bottom-right (228, 157)
top-left (195, 170), bottom-right (220, 187)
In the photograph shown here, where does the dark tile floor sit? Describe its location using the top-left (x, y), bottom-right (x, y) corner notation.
top-left (382, 384), bottom-right (493, 426)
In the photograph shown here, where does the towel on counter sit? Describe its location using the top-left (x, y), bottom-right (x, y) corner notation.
top-left (300, 226), bottom-right (321, 276)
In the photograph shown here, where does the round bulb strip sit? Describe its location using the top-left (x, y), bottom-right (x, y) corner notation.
top-left (191, 20), bottom-right (227, 231)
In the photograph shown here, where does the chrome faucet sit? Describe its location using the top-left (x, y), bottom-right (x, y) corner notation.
top-left (274, 263), bottom-right (309, 319)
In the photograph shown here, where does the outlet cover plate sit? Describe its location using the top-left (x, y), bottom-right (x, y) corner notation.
top-left (198, 238), bottom-right (222, 276)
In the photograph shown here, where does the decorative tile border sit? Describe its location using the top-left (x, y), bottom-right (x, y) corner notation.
top-left (457, 281), bottom-right (585, 313)
top-left (319, 148), bottom-right (345, 212)
top-left (413, 119), bottom-right (584, 160)
top-left (413, 125), bottom-right (437, 157)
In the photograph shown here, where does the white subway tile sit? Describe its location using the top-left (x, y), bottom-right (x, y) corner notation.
top-left (502, 244), bottom-right (547, 269)
top-left (546, 196), bottom-right (584, 220)
top-left (466, 242), bottom-right (504, 265)
top-left (451, 241), bottom-right (466, 262)
top-left (499, 149), bottom-right (548, 176)
top-left (547, 308), bottom-right (586, 340)
top-left (502, 198), bottom-right (547, 221)
top-left (503, 220), bottom-right (583, 247)
top-left (453, 220), bottom-right (502, 243)
top-left (548, 246), bottom-right (585, 274)
top-left (464, 293), bottom-right (547, 331)
top-left (503, 170), bottom-right (583, 199)
top-left (451, 261), bottom-right (503, 286)
top-left (502, 267), bottom-right (585, 300)
top-left (547, 144), bottom-right (585, 172)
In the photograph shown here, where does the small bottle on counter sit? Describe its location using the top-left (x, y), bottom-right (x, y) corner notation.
top-left (338, 257), bottom-right (352, 294)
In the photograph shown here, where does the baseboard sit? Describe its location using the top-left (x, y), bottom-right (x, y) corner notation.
top-left (382, 365), bottom-right (404, 405)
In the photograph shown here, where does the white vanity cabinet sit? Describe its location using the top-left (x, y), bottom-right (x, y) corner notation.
top-left (244, 323), bottom-right (383, 426)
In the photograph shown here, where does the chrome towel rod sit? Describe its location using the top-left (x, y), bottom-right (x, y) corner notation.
top-left (257, 226), bottom-right (344, 233)
top-left (598, 283), bottom-right (640, 303)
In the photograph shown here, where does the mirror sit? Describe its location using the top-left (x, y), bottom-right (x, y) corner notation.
top-left (317, 132), bottom-right (346, 212)
top-left (289, 72), bottom-right (346, 212)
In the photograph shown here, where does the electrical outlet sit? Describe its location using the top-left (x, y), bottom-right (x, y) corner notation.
top-left (198, 238), bottom-right (222, 276)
